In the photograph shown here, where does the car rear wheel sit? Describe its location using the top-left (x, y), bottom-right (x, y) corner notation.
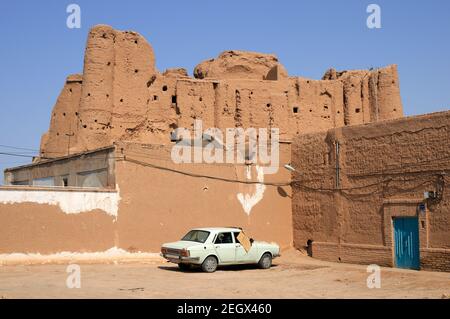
top-left (178, 263), bottom-right (191, 271)
top-left (258, 253), bottom-right (272, 269)
top-left (201, 256), bottom-right (218, 273)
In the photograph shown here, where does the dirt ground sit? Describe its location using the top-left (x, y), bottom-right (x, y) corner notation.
top-left (0, 249), bottom-right (449, 299)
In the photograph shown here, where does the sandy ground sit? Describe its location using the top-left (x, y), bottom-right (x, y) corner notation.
top-left (0, 249), bottom-right (449, 299)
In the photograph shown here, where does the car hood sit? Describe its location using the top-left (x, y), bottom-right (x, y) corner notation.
top-left (162, 240), bottom-right (202, 250)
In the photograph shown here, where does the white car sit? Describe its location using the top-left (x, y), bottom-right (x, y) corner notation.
top-left (160, 227), bottom-right (280, 272)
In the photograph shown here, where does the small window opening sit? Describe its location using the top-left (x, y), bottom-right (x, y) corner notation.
top-left (293, 106), bottom-right (299, 113)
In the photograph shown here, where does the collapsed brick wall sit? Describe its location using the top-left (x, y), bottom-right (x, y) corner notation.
top-left (39, 24), bottom-right (403, 159)
top-left (292, 111), bottom-right (450, 272)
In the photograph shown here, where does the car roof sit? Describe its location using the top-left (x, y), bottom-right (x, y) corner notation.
top-left (191, 227), bottom-right (242, 233)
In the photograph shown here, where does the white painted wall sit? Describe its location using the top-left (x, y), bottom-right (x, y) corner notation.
top-left (0, 187), bottom-right (120, 217)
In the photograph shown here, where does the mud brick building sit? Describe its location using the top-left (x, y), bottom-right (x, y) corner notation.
top-left (1, 25), bottom-right (448, 271)
top-left (292, 111), bottom-right (450, 272)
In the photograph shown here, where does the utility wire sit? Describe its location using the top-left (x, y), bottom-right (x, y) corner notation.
top-left (0, 144), bottom-right (40, 152)
top-left (0, 152), bottom-right (40, 158)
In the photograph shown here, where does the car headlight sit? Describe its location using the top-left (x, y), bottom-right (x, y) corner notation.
top-left (161, 247), bottom-right (167, 254)
top-left (180, 248), bottom-right (190, 257)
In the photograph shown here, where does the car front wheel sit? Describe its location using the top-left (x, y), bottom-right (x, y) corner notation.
top-left (258, 253), bottom-right (272, 269)
top-left (201, 256), bottom-right (218, 273)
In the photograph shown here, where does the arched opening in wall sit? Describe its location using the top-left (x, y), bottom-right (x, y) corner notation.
top-left (355, 108), bottom-right (361, 113)
top-left (162, 85), bottom-right (168, 91)
top-left (306, 239), bottom-right (313, 257)
top-left (172, 95), bottom-right (177, 104)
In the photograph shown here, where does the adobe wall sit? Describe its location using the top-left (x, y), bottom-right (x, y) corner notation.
top-left (113, 141), bottom-right (293, 251)
top-left (291, 111), bottom-right (450, 272)
top-left (0, 141), bottom-right (293, 254)
top-left (0, 187), bottom-right (117, 254)
top-left (38, 24), bottom-right (403, 159)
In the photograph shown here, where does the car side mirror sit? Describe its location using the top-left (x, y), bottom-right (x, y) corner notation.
top-left (250, 238), bottom-right (254, 244)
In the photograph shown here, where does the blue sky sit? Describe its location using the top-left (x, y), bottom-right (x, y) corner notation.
top-left (0, 0), bottom-right (449, 177)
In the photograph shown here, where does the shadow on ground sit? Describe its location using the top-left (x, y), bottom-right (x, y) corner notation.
top-left (158, 263), bottom-right (281, 272)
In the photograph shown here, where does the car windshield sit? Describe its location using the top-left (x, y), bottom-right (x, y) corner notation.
top-left (181, 230), bottom-right (210, 243)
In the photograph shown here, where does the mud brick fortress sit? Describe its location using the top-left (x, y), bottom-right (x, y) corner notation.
top-left (1, 25), bottom-right (448, 272)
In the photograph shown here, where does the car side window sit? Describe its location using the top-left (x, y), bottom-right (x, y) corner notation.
top-left (233, 232), bottom-right (241, 244)
top-left (214, 232), bottom-right (233, 244)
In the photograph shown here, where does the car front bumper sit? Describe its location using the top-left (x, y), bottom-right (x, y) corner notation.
top-left (160, 253), bottom-right (200, 264)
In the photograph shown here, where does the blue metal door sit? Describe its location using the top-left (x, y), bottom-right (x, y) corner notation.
top-left (393, 217), bottom-right (420, 270)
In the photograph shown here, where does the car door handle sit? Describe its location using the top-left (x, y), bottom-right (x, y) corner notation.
top-left (215, 246), bottom-right (220, 249)
top-left (236, 244), bottom-right (241, 247)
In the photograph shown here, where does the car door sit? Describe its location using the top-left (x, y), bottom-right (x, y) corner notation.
top-left (213, 232), bottom-right (235, 263)
top-left (233, 232), bottom-right (257, 263)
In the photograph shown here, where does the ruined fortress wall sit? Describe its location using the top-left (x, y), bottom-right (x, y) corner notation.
top-left (291, 111), bottom-right (450, 271)
top-left (39, 74), bottom-right (82, 158)
top-left (39, 25), bottom-right (403, 159)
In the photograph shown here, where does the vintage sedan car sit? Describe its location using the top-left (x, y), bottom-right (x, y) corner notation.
top-left (160, 227), bottom-right (280, 272)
